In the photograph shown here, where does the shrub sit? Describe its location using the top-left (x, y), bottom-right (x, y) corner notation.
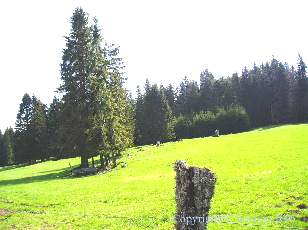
top-left (174, 105), bottom-right (250, 139)
top-left (191, 111), bottom-right (216, 137)
top-left (174, 115), bottom-right (192, 139)
top-left (215, 105), bottom-right (250, 134)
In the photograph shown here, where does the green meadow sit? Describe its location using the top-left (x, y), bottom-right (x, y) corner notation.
top-left (0, 124), bottom-right (307, 229)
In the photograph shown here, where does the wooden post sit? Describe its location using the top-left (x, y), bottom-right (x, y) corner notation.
top-left (174, 160), bottom-right (216, 230)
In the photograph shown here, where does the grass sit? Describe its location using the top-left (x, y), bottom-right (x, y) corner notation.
top-left (0, 124), bottom-right (307, 229)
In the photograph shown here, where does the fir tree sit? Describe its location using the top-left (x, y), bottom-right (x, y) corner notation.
top-left (59, 8), bottom-right (98, 168)
top-left (134, 86), bottom-right (144, 145)
top-left (0, 130), bottom-right (4, 166)
top-left (15, 93), bottom-right (33, 163)
top-left (2, 128), bottom-right (15, 165)
top-left (29, 97), bottom-right (48, 161)
top-left (47, 97), bottom-right (65, 159)
top-left (199, 69), bottom-right (214, 111)
top-left (59, 9), bottom-right (133, 169)
top-left (291, 54), bottom-right (307, 121)
top-left (141, 84), bottom-right (174, 144)
top-left (164, 84), bottom-right (176, 114)
top-left (270, 61), bottom-right (289, 123)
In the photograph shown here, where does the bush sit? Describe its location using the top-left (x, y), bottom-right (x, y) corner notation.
top-left (215, 105), bottom-right (250, 134)
top-left (174, 105), bottom-right (250, 139)
top-left (191, 111), bottom-right (216, 138)
top-left (174, 115), bottom-right (192, 139)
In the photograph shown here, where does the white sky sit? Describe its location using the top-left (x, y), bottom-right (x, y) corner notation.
top-left (0, 0), bottom-right (308, 131)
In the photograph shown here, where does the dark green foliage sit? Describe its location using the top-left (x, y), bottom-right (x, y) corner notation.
top-left (176, 77), bottom-right (200, 115)
top-left (30, 97), bottom-right (48, 161)
top-left (2, 128), bottom-right (15, 165)
top-left (174, 106), bottom-right (250, 139)
top-left (142, 84), bottom-right (174, 144)
top-left (46, 97), bottom-right (67, 159)
top-left (191, 111), bottom-right (216, 137)
top-left (6, 8), bottom-right (133, 168)
top-left (199, 69), bottom-right (214, 111)
top-left (134, 83), bottom-right (174, 145)
top-left (215, 106), bottom-right (250, 134)
top-left (135, 56), bottom-right (307, 145)
top-left (0, 130), bottom-right (4, 166)
top-left (270, 60), bottom-right (290, 123)
top-left (134, 86), bottom-right (144, 145)
top-left (59, 8), bottom-right (133, 169)
top-left (59, 8), bottom-right (95, 168)
top-left (15, 94), bottom-right (34, 163)
top-left (290, 55), bottom-right (308, 122)
top-left (14, 94), bottom-right (47, 164)
top-left (174, 115), bottom-right (192, 139)
top-left (212, 77), bottom-right (234, 110)
top-left (164, 84), bottom-right (176, 114)
top-left (0, 128), bottom-right (14, 166)
top-left (4, 10), bottom-right (307, 165)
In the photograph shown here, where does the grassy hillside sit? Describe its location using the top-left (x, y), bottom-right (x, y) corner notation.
top-left (0, 124), bottom-right (307, 229)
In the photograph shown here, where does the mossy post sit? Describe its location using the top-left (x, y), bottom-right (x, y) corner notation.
top-left (174, 160), bottom-right (216, 230)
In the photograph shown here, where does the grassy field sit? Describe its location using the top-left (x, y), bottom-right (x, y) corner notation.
top-left (0, 124), bottom-right (307, 229)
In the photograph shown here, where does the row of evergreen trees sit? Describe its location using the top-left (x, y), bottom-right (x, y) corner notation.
top-left (1, 8), bottom-right (307, 168)
top-left (0, 8), bottom-right (134, 168)
top-left (134, 55), bottom-right (308, 143)
top-left (1, 56), bottom-right (307, 166)
top-left (0, 128), bottom-right (14, 166)
top-left (174, 56), bottom-right (308, 126)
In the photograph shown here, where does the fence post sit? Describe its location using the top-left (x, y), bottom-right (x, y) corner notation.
top-left (174, 160), bottom-right (216, 230)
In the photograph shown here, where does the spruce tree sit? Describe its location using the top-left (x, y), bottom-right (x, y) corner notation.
top-left (60, 8), bottom-right (133, 168)
top-left (176, 77), bottom-right (200, 115)
top-left (59, 8), bottom-right (97, 168)
top-left (2, 128), bottom-right (15, 165)
top-left (291, 54), bottom-right (307, 122)
top-left (230, 73), bottom-right (240, 105)
top-left (270, 61), bottom-right (290, 123)
top-left (29, 97), bottom-right (48, 161)
top-left (141, 84), bottom-right (174, 144)
top-left (47, 97), bottom-right (64, 159)
top-left (164, 84), bottom-right (176, 114)
top-left (0, 130), bottom-right (4, 166)
top-left (200, 69), bottom-right (214, 111)
top-left (15, 93), bottom-right (33, 163)
top-left (134, 86), bottom-right (144, 145)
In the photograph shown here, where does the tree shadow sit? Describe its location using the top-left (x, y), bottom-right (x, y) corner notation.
top-left (36, 166), bottom-right (77, 174)
top-left (255, 124), bottom-right (284, 131)
top-left (0, 167), bottom-right (73, 186)
top-left (255, 123), bottom-right (304, 131)
top-left (0, 163), bottom-right (31, 173)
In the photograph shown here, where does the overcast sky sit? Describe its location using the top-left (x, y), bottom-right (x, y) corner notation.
top-left (1, 0), bottom-right (308, 131)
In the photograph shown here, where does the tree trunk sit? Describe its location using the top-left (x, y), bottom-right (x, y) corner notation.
top-left (81, 155), bottom-right (89, 168)
top-left (174, 160), bottom-right (216, 230)
top-left (91, 157), bottom-right (95, 167)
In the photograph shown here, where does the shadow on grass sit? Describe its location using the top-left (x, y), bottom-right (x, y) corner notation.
top-left (0, 163), bottom-right (31, 173)
top-left (255, 123), bottom-right (306, 131)
top-left (0, 167), bottom-right (73, 186)
top-left (36, 166), bottom-right (76, 174)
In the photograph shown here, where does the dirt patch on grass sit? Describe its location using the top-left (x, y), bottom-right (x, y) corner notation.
top-left (0, 209), bottom-right (11, 216)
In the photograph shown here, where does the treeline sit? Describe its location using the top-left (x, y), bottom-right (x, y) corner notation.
top-left (0, 8), bottom-right (134, 168)
top-left (1, 8), bottom-right (308, 168)
top-left (134, 56), bottom-right (308, 144)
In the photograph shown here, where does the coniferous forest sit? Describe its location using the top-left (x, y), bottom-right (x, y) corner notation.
top-left (0, 8), bottom-right (308, 169)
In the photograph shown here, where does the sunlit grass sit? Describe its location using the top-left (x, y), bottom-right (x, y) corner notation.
top-left (0, 124), bottom-right (307, 229)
